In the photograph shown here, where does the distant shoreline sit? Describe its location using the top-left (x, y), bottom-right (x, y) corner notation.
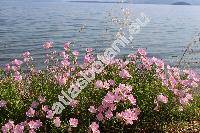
top-left (172, 2), bottom-right (191, 5)
top-left (68, 1), bottom-right (198, 5)
top-left (69, 1), bottom-right (128, 4)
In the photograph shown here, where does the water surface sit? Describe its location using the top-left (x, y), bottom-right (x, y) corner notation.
top-left (0, 1), bottom-right (200, 70)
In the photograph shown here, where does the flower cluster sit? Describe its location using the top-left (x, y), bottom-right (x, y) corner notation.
top-left (0, 44), bottom-right (199, 132)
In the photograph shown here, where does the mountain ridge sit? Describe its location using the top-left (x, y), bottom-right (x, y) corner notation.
top-left (129, 0), bottom-right (199, 4)
top-left (68, 0), bottom-right (200, 5)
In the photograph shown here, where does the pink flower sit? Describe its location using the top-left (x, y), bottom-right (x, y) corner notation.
top-left (31, 101), bottom-right (39, 108)
top-left (22, 51), bottom-right (30, 58)
top-left (105, 110), bottom-right (113, 119)
top-left (43, 41), bottom-right (53, 49)
top-left (13, 71), bottom-right (22, 81)
top-left (11, 66), bottom-right (18, 72)
top-left (191, 81), bottom-right (198, 88)
top-left (185, 93), bottom-right (193, 100)
top-left (28, 120), bottom-right (42, 129)
top-left (97, 105), bottom-right (104, 113)
top-left (11, 59), bottom-right (23, 66)
top-left (103, 92), bottom-right (115, 104)
top-left (96, 113), bottom-right (104, 121)
top-left (128, 95), bottom-right (136, 105)
top-left (5, 64), bottom-right (11, 73)
top-left (154, 59), bottom-right (164, 70)
top-left (88, 106), bottom-right (96, 114)
top-left (103, 81), bottom-right (110, 89)
top-left (0, 100), bottom-right (7, 108)
top-left (95, 80), bottom-right (104, 89)
top-left (169, 75), bottom-right (177, 89)
top-left (89, 122), bottom-right (100, 133)
top-left (84, 54), bottom-right (91, 63)
top-left (128, 54), bottom-right (136, 60)
top-left (157, 94), bottom-right (168, 104)
top-left (1, 120), bottom-right (14, 133)
top-left (116, 108), bottom-right (140, 125)
top-left (13, 124), bottom-right (24, 133)
top-left (22, 51), bottom-right (31, 62)
top-left (119, 69), bottom-right (132, 79)
top-left (42, 105), bottom-right (49, 112)
top-left (137, 48), bottom-right (147, 56)
top-left (108, 80), bottom-right (115, 86)
top-left (72, 50), bottom-right (79, 56)
top-left (26, 108), bottom-right (35, 117)
top-left (46, 110), bottom-right (54, 119)
top-left (61, 60), bottom-right (70, 67)
top-left (179, 97), bottom-right (189, 105)
top-left (53, 117), bottom-right (61, 127)
top-left (64, 42), bottom-right (71, 51)
top-left (69, 118), bottom-right (78, 127)
top-left (69, 100), bottom-right (78, 108)
top-left (38, 96), bottom-right (46, 103)
top-left (29, 129), bottom-right (36, 133)
top-left (56, 76), bottom-right (67, 86)
top-left (60, 51), bottom-right (66, 58)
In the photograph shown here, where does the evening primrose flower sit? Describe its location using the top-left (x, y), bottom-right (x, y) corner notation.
top-left (103, 92), bottom-right (115, 104)
top-left (5, 64), bottom-right (11, 73)
top-left (22, 51), bottom-right (30, 58)
top-left (43, 41), bottom-right (53, 49)
top-left (1, 120), bottom-right (14, 133)
top-left (53, 117), bottom-right (61, 127)
top-left (26, 108), bottom-right (35, 117)
top-left (96, 113), bottom-right (104, 121)
top-left (31, 101), bottom-right (39, 108)
top-left (157, 94), bottom-right (168, 104)
top-left (103, 81), bottom-right (110, 89)
top-left (116, 108), bottom-right (140, 125)
top-left (56, 75), bottom-right (67, 86)
top-left (28, 120), bottom-right (42, 129)
top-left (127, 95), bottom-right (136, 105)
top-left (11, 59), bottom-right (23, 66)
top-left (61, 60), bottom-right (70, 67)
top-left (64, 42), bottom-right (71, 51)
top-left (46, 110), bottom-right (54, 119)
top-left (0, 100), bottom-right (7, 108)
top-left (137, 48), bottom-right (147, 56)
top-left (13, 71), bottom-right (22, 81)
top-left (13, 124), bottom-right (24, 133)
top-left (89, 122), bottom-right (100, 133)
top-left (95, 80), bottom-right (103, 89)
top-left (38, 96), bottom-right (46, 103)
top-left (127, 53), bottom-right (136, 60)
top-left (42, 105), bottom-right (49, 112)
top-left (69, 118), bottom-right (78, 127)
top-left (105, 110), bottom-right (113, 119)
top-left (179, 97), bottom-right (189, 105)
top-left (108, 80), bottom-right (115, 86)
top-left (69, 100), bottom-right (78, 108)
top-left (72, 50), bottom-right (79, 56)
top-left (119, 69), bottom-right (132, 79)
top-left (22, 51), bottom-right (31, 62)
top-left (88, 106), bottom-right (96, 114)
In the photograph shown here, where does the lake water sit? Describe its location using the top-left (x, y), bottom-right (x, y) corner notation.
top-left (0, 1), bottom-right (200, 71)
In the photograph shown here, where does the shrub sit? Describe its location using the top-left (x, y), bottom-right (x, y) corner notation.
top-left (0, 43), bottom-right (199, 132)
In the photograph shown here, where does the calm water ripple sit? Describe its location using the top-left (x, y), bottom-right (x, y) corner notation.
top-left (0, 1), bottom-right (200, 71)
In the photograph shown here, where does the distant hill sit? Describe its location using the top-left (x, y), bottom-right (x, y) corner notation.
top-left (68, 0), bottom-right (200, 5)
top-left (172, 2), bottom-right (191, 5)
top-left (130, 0), bottom-right (200, 5)
top-left (69, 1), bottom-right (128, 3)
